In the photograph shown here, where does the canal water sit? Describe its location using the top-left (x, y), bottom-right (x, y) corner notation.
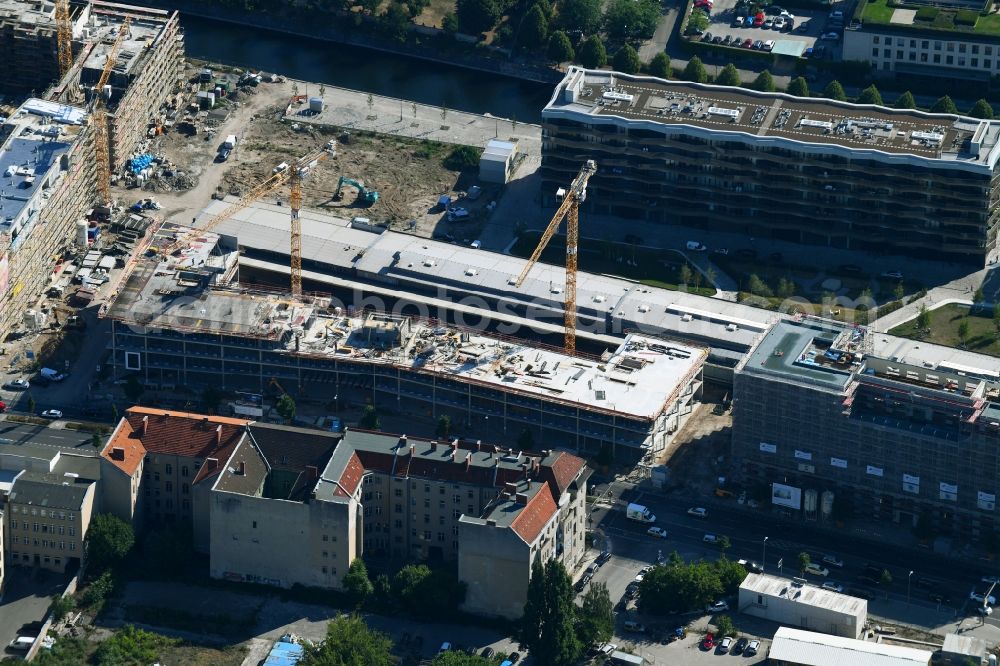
top-left (179, 14), bottom-right (552, 123)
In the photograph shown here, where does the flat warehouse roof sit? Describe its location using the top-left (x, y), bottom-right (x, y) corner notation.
top-left (545, 68), bottom-right (1000, 168)
top-left (769, 627), bottom-right (932, 666)
top-left (741, 573), bottom-right (867, 615)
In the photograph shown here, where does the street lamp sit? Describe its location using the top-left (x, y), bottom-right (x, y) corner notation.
top-left (762, 536), bottom-right (768, 573)
top-left (907, 570), bottom-right (914, 607)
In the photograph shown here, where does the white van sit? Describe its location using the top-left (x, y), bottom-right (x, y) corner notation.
top-left (686, 241), bottom-right (707, 251)
top-left (703, 533), bottom-right (718, 544)
top-left (9, 636), bottom-right (35, 651)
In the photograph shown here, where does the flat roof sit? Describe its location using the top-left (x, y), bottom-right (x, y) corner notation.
top-left (545, 68), bottom-right (1000, 168)
top-left (742, 319), bottom-right (856, 389)
top-left (81, 2), bottom-right (176, 87)
top-left (0, 99), bottom-right (86, 246)
top-left (741, 573), bottom-right (867, 616)
top-left (769, 627), bottom-right (932, 666)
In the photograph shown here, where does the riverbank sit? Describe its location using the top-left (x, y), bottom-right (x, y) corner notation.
top-left (134, 0), bottom-right (563, 85)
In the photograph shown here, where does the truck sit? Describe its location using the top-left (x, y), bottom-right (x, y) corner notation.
top-left (626, 503), bottom-right (656, 523)
top-left (223, 134), bottom-right (237, 149)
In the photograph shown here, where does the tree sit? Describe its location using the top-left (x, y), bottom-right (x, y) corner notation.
top-left (578, 582), bottom-right (614, 647)
top-left (777, 277), bottom-right (796, 299)
top-left (894, 91), bottom-right (916, 109)
top-left (797, 551), bottom-right (811, 575)
top-left (455, 0), bottom-right (501, 34)
top-left (557, 0), bottom-right (602, 33)
top-left (823, 80), bottom-right (846, 101)
top-left (50, 594), bottom-right (75, 622)
top-left (124, 375), bottom-right (144, 404)
top-left (547, 31), bottom-right (575, 62)
top-left (916, 302), bottom-right (930, 331)
top-left (751, 70), bottom-right (776, 92)
top-left (688, 8), bottom-right (710, 32)
top-left (603, 0), bottom-right (660, 41)
top-left (392, 564), bottom-right (466, 615)
top-left (432, 653), bottom-right (496, 665)
top-left (679, 264), bottom-right (693, 286)
top-left (87, 513), bottom-right (135, 572)
top-left (519, 4), bottom-right (549, 50)
top-left (880, 568), bottom-right (893, 587)
top-left (715, 63), bottom-right (741, 87)
top-left (894, 281), bottom-right (905, 302)
top-left (748, 273), bottom-right (772, 298)
top-left (27, 393), bottom-right (36, 414)
top-left (787, 76), bottom-right (809, 97)
top-left (301, 614), bottom-right (392, 666)
top-left (442, 12), bottom-right (459, 32)
top-left (276, 393), bottom-right (297, 423)
top-left (930, 95), bottom-right (958, 114)
top-left (379, 1), bottom-right (411, 42)
top-left (359, 405), bottom-right (380, 429)
top-left (718, 534), bottom-right (731, 554)
top-left (613, 44), bottom-right (641, 74)
top-left (648, 52), bottom-right (670, 79)
top-left (857, 84), bottom-right (883, 105)
top-left (714, 614), bottom-right (736, 637)
top-left (639, 560), bottom-right (723, 614)
top-left (713, 557), bottom-right (748, 595)
top-left (975, 286), bottom-right (985, 303)
top-left (93, 625), bottom-right (173, 666)
top-left (344, 559), bottom-right (374, 607)
top-left (958, 318), bottom-right (970, 346)
top-left (201, 385), bottom-right (223, 413)
top-left (443, 144), bottom-right (480, 170)
top-left (969, 99), bottom-right (995, 119)
top-left (435, 415), bottom-right (452, 439)
top-left (520, 559), bottom-right (582, 666)
top-left (367, 93), bottom-right (375, 117)
top-left (91, 432), bottom-right (102, 449)
top-left (682, 56), bottom-right (708, 83)
top-left (577, 35), bottom-right (607, 68)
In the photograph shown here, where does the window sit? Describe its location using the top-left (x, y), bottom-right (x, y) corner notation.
top-left (165, 482), bottom-right (173, 492)
top-left (453, 541), bottom-right (459, 550)
top-left (395, 488), bottom-right (402, 497)
top-left (922, 40), bottom-right (929, 49)
top-left (395, 519), bottom-right (402, 528)
top-left (439, 516), bottom-right (445, 525)
top-left (921, 53), bottom-right (928, 62)
top-left (453, 510), bottom-right (460, 519)
top-left (910, 39), bottom-right (916, 47)
top-left (154, 473), bottom-right (160, 482)
top-left (959, 43), bottom-right (967, 53)
top-left (437, 532), bottom-right (445, 542)
top-left (947, 42), bottom-right (955, 52)
top-left (973, 45), bottom-right (979, 54)
top-left (872, 48), bottom-right (879, 57)
top-left (468, 505), bottom-right (474, 514)
top-left (935, 41), bottom-right (942, 50)
top-left (896, 50), bottom-right (903, 59)
top-left (423, 530), bottom-right (432, 540)
top-left (322, 566), bottom-right (328, 574)
top-left (439, 486), bottom-right (445, 495)
top-left (395, 504), bottom-right (402, 514)
top-left (947, 55), bottom-right (954, 64)
top-left (322, 550), bottom-right (328, 558)
top-left (973, 58), bottom-right (979, 67)
top-left (934, 54), bottom-right (941, 63)
top-left (423, 499), bottom-right (429, 508)
top-left (322, 534), bottom-right (329, 542)
top-left (873, 35), bottom-right (880, 44)
top-left (424, 514), bottom-right (430, 524)
top-left (467, 490), bottom-right (474, 499)
top-left (59, 526), bottom-right (64, 535)
top-left (182, 483), bottom-right (189, 495)
top-left (166, 464), bottom-right (173, 474)
top-left (439, 500), bottom-right (445, 509)
top-left (910, 52), bottom-right (916, 61)
top-left (70, 543), bottom-right (76, 551)
top-left (883, 48), bottom-right (890, 58)
top-left (424, 484), bottom-right (430, 493)
top-left (453, 494), bottom-right (460, 503)
top-left (452, 525), bottom-right (460, 535)
top-left (181, 466), bottom-right (188, 477)
top-left (33, 523), bottom-right (39, 532)
top-left (252, 521), bottom-right (257, 529)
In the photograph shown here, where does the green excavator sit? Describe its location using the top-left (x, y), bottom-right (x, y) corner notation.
top-left (333, 176), bottom-right (379, 205)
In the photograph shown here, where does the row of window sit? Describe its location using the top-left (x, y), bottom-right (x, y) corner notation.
top-left (10, 537), bottom-right (76, 550)
top-left (143, 482), bottom-right (189, 494)
top-left (10, 506), bottom-right (75, 520)
top-left (873, 35), bottom-right (995, 55)
top-left (874, 47), bottom-right (1000, 69)
top-left (9, 522), bottom-right (75, 536)
top-left (10, 553), bottom-right (63, 566)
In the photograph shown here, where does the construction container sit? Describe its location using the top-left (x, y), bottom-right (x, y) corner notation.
top-left (309, 97), bottom-right (323, 113)
top-left (75, 220), bottom-right (89, 246)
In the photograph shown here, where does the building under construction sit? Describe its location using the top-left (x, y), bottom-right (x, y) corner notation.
top-left (0, 0), bottom-right (88, 94)
top-left (0, 98), bottom-right (96, 340)
top-left (103, 223), bottom-right (707, 462)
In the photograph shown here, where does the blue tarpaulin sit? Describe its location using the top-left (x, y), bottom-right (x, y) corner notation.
top-left (127, 153), bottom-right (154, 174)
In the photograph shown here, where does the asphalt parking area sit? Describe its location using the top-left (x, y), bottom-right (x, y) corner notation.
top-left (696, 2), bottom-right (832, 58)
top-left (0, 567), bottom-right (71, 657)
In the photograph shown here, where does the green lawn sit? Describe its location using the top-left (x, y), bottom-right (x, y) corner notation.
top-left (861, 0), bottom-right (895, 24)
top-left (510, 233), bottom-right (717, 296)
top-left (889, 303), bottom-right (1000, 357)
top-left (975, 13), bottom-right (1000, 35)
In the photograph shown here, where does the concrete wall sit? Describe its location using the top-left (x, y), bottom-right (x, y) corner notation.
top-left (98, 459), bottom-right (140, 527)
top-left (738, 588), bottom-right (865, 638)
top-left (458, 519), bottom-right (531, 619)
top-left (209, 490), bottom-right (357, 590)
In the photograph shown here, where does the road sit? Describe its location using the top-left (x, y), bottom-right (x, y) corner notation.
top-left (0, 420), bottom-right (101, 451)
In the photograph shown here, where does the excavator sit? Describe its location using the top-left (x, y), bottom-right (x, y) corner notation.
top-left (332, 176), bottom-right (379, 205)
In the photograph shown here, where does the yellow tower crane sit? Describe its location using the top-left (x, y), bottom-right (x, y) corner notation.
top-left (55, 0), bottom-right (73, 77)
top-left (159, 143), bottom-right (334, 296)
top-left (90, 18), bottom-right (131, 205)
top-left (514, 160), bottom-right (596, 354)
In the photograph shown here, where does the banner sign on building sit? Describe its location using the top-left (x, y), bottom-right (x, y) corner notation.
top-left (830, 457), bottom-right (847, 469)
top-left (794, 450), bottom-right (812, 461)
top-left (978, 491), bottom-right (995, 511)
top-left (939, 482), bottom-right (958, 501)
top-left (903, 474), bottom-right (920, 494)
top-left (759, 442), bottom-right (777, 454)
top-left (866, 465), bottom-right (883, 477)
top-left (771, 483), bottom-right (802, 510)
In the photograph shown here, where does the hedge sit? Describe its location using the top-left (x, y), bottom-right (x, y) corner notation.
top-left (915, 6), bottom-right (938, 20)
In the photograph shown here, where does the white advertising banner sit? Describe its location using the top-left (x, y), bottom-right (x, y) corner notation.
top-left (830, 457), bottom-right (848, 469)
top-left (866, 465), bottom-right (884, 477)
top-left (771, 483), bottom-right (802, 510)
top-left (760, 442), bottom-right (777, 454)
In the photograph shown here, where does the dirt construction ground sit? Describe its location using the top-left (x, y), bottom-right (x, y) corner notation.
top-left (111, 61), bottom-right (495, 237)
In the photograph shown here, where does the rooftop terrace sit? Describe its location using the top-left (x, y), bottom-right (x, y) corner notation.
top-left (545, 68), bottom-right (1000, 168)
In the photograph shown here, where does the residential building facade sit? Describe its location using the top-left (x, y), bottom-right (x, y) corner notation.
top-left (6, 472), bottom-right (96, 573)
top-left (733, 318), bottom-right (1000, 539)
top-left (844, 27), bottom-right (1000, 80)
top-left (542, 67), bottom-right (1000, 266)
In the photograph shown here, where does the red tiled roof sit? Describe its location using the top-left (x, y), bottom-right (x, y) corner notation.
top-left (336, 452), bottom-right (365, 497)
top-left (100, 419), bottom-right (145, 477)
top-left (541, 451), bottom-right (585, 497)
top-left (115, 407), bottom-right (248, 484)
top-left (510, 487), bottom-right (558, 544)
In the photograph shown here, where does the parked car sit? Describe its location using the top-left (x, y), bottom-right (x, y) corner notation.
top-left (805, 563), bottom-right (830, 577)
top-left (712, 35), bottom-right (723, 43)
top-left (701, 633), bottom-right (715, 650)
top-left (647, 527), bottom-right (669, 538)
top-left (597, 551), bottom-right (612, 565)
top-left (733, 637), bottom-right (749, 654)
top-left (470, 239), bottom-right (482, 249)
top-left (742, 37), bottom-right (754, 47)
top-left (4, 378), bottom-right (29, 390)
top-left (718, 637), bottom-right (733, 653)
top-left (970, 591), bottom-right (997, 605)
top-left (773, 16), bottom-right (785, 28)
top-left (753, 39), bottom-right (764, 49)
top-left (624, 620), bottom-right (646, 633)
top-left (821, 31), bottom-right (841, 41)
top-left (703, 533), bottom-right (718, 544)
top-left (508, 652), bottom-right (520, 663)
top-left (881, 270), bottom-right (903, 279)
top-left (688, 507), bottom-right (708, 518)
top-left (763, 39), bottom-right (775, 51)
top-left (733, 16), bottom-right (744, 26)
top-left (721, 35), bottom-right (733, 45)
top-left (438, 642), bottom-right (452, 653)
top-left (481, 647), bottom-right (494, 658)
top-left (822, 554), bottom-right (844, 568)
top-left (706, 600), bottom-right (730, 613)
top-left (40, 409), bottom-right (63, 419)
top-left (686, 241), bottom-right (707, 251)
top-left (738, 559), bottom-right (763, 574)
top-left (822, 582), bottom-right (845, 593)
top-left (702, 31), bottom-right (714, 41)
top-left (746, 640), bottom-right (761, 656)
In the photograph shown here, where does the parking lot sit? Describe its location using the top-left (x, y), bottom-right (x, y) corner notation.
top-left (695, 1), bottom-right (843, 60)
top-left (0, 567), bottom-right (71, 659)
